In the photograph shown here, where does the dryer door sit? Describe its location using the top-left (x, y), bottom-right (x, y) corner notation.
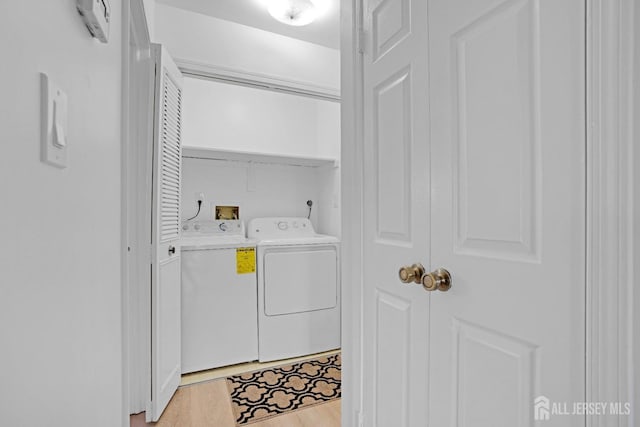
top-left (264, 246), bottom-right (338, 316)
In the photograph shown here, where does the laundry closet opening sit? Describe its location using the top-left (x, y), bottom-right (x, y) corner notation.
top-left (127, 3), bottom-right (343, 424)
top-left (179, 73), bottom-right (342, 367)
top-left (131, 72), bottom-right (343, 427)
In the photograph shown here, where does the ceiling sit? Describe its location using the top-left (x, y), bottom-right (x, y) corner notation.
top-left (156, 0), bottom-right (340, 50)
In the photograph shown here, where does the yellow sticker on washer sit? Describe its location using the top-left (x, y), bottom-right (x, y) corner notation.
top-left (236, 247), bottom-right (256, 274)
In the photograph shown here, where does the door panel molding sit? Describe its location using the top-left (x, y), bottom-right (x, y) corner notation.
top-left (374, 66), bottom-right (413, 245)
top-left (451, 0), bottom-right (542, 263)
top-left (374, 290), bottom-right (411, 427)
top-left (452, 318), bottom-right (538, 427)
top-left (371, 0), bottom-right (411, 62)
top-left (586, 1), bottom-right (637, 426)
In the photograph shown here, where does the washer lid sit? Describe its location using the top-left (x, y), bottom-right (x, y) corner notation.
top-left (180, 235), bottom-right (257, 250)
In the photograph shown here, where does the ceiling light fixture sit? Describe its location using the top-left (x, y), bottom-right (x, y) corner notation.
top-left (267, 0), bottom-right (327, 27)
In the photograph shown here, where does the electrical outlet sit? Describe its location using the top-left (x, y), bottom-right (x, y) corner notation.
top-left (196, 192), bottom-right (205, 203)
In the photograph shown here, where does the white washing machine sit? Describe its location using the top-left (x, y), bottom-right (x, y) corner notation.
top-left (180, 220), bottom-right (258, 373)
top-left (248, 217), bottom-right (340, 362)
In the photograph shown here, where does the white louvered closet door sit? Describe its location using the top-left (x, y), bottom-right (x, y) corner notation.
top-left (147, 44), bottom-right (183, 423)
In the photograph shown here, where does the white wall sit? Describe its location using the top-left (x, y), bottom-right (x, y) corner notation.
top-left (142, 0), bottom-right (156, 39)
top-left (183, 77), bottom-right (340, 159)
top-left (316, 100), bottom-right (342, 160)
top-left (0, 2), bottom-right (123, 426)
top-left (154, 3), bottom-right (340, 92)
top-left (316, 166), bottom-right (341, 238)
top-left (181, 158), bottom-right (339, 236)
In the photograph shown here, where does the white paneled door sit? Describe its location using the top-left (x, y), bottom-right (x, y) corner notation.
top-left (361, 0), bottom-right (585, 426)
top-left (147, 44), bottom-right (184, 423)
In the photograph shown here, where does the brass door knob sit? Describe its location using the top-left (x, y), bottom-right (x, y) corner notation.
top-left (421, 268), bottom-right (452, 292)
top-left (398, 263), bottom-right (425, 284)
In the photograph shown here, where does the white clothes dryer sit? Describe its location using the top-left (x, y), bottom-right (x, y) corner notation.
top-left (180, 220), bottom-right (258, 373)
top-left (248, 217), bottom-right (340, 362)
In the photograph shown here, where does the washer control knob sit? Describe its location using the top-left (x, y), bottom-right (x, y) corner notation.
top-left (219, 222), bottom-right (228, 231)
top-left (278, 221), bottom-right (288, 230)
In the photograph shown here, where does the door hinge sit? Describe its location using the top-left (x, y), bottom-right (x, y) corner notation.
top-left (357, 28), bottom-right (366, 55)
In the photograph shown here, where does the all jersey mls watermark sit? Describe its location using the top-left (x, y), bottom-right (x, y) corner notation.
top-left (534, 396), bottom-right (632, 421)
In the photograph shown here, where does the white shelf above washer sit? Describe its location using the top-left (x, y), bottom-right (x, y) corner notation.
top-left (181, 146), bottom-right (338, 168)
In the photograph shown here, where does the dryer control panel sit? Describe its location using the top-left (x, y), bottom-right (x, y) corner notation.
top-left (247, 217), bottom-right (315, 239)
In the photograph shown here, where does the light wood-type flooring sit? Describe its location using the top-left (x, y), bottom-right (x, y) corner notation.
top-left (131, 350), bottom-right (341, 427)
top-left (130, 379), bottom-right (340, 427)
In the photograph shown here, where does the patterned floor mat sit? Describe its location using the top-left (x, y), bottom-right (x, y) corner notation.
top-left (226, 353), bottom-right (341, 425)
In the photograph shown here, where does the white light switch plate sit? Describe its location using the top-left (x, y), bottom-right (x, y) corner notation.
top-left (40, 73), bottom-right (68, 169)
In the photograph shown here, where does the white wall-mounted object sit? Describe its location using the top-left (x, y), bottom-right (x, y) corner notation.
top-left (40, 73), bottom-right (68, 169)
top-left (76, 0), bottom-right (111, 43)
top-left (182, 147), bottom-right (337, 168)
top-left (181, 77), bottom-right (340, 160)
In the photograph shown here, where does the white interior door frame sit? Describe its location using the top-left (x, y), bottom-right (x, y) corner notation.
top-left (125, 0), bottom-right (154, 417)
top-left (340, 0), bottom-right (639, 426)
top-left (586, 1), bottom-right (638, 426)
top-left (124, 1), bottom-right (344, 418)
top-left (340, 0), bottom-right (365, 425)
top-left (120, 0), bottom-right (132, 425)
